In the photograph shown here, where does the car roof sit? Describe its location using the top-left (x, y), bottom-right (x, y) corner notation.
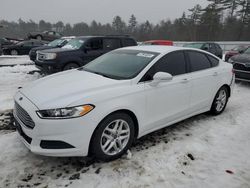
top-left (119, 45), bottom-right (199, 54)
top-left (74, 36), bottom-right (134, 40)
top-left (144, 40), bottom-right (173, 43)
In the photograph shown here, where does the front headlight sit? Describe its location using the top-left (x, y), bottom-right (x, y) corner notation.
top-left (40, 53), bottom-right (57, 60)
top-left (37, 105), bottom-right (95, 119)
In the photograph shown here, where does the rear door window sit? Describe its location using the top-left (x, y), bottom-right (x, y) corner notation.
top-left (188, 51), bottom-right (212, 72)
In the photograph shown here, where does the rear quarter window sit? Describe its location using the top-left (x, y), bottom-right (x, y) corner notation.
top-left (207, 55), bottom-right (219, 67)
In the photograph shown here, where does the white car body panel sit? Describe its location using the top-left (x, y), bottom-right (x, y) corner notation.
top-left (13, 46), bottom-right (234, 157)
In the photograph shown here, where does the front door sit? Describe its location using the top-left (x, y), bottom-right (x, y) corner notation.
top-left (141, 51), bottom-right (192, 134)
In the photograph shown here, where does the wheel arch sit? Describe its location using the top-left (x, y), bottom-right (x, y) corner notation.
top-left (88, 109), bottom-right (139, 155)
top-left (63, 61), bottom-right (81, 70)
top-left (221, 84), bottom-right (231, 98)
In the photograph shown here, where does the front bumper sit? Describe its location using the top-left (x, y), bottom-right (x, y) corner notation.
top-left (29, 51), bottom-right (36, 61)
top-left (13, 92), bottom-right (97, 157)
top-left (234, 70), bottom-right (250, 82)
top-left (35, 60), bottom-right (61, 74)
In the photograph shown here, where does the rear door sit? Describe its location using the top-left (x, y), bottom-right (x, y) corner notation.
top-left (20, 42), bottom-right (33, 54)
top-left (186, 50), bottom-right (220, 113)
top-left (141, 51), bottom-right (192, 133)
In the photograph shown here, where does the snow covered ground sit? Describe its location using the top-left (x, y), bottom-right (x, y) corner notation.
top-left (0, 57), bottom-right (250, 188)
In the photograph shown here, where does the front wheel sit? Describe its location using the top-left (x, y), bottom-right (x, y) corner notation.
top-left (210, 86), bottom-right (229, 115)
top-left (63, 63), bottom-right (79, 71)
top-left (90, 113), bottom-right (135, 161)
top-left (10, 49), bottom-right (18, 55)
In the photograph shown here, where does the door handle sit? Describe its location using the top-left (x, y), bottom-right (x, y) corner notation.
top-left (181, 78), bottom-right (189, 83)
top-left (213, 72), bottom-right (218, 76)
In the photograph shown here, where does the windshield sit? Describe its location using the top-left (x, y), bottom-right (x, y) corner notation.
top-left (82, 50), bottom-right (159, 80)
top-left (62, 38), bottom-right (84, 50)
top-left (183, 43), bottom-right (204, 49)
top-left (48, 39), bottom-right (66, 47)
top-left (244, 47), bottom-right (250, 54)
top-left (232, 46), bottom-right (247, 52)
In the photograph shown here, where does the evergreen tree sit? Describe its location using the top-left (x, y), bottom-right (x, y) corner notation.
top-left (128, 14), bottom-right (137, 33)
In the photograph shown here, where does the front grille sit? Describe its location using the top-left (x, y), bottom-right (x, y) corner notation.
top-left (15, 102), bottom-right (35, 129)
top-left (15, 118), bottom-right (32, 144)
top-left (233, 63), bottom-right (250, 71)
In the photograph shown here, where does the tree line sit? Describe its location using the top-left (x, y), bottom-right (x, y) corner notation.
top-left (0, 0), bottom-right (250, 41)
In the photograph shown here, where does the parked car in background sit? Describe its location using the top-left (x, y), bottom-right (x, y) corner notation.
top-left (14, 46), bottom-right (234, 161)
top-left (27, 31), bottom-right (63, 41)
top-left (141, 40), bottom-right (173, 46)
top-left (183, 42), bottom-right (223, 58)
top-left (0, 37), bottom-right (15, 47)
top-left (229, 47), bottom-right (250, 82)
top-left (35, 35), bottom-right (137, 73)
top-left (2, 40), bottom-right (47, 55)
top-left (29, 36), bottom-right (75, 61)
top-left (225, 45), bottom-right (249, 62)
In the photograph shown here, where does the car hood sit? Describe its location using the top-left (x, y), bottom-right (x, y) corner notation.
top-left (29, 32), bottom-right (41, 36)
top-left (231, 53), bottom-right (250, 63)
top-left (40, 47), bottom-right (75, 53)
top-left (2, 44), bottom-right (17, 49)
top-left (20, 70), bottom-right (129, 109)
top-left (31, 46), bottom-right (56, 52)
top-left (226, 50), bottom-right (238, 55)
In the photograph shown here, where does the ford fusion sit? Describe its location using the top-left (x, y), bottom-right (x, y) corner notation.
top-left (14, 46), bottom-right (234, 161)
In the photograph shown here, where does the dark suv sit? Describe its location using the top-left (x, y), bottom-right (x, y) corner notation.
top-left (35, 36), bottom-right (137, 74)
top-left (29, 37), bottom-right (74, 61)
top-left (183, 42), bottom-right (223, 58)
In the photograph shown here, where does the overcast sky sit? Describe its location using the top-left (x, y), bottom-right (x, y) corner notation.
top-left (0, 0), bottom-right (208, 24)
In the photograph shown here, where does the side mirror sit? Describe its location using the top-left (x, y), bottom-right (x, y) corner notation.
top-left (150, 72), bottom-right (173, 86)
top-left (239, 50), bottom-right (244, 54)
top-left (202, 46), bottom-right (208, 51)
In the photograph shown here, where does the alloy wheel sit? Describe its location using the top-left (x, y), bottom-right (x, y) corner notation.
top-left (215, 89), bottom-right (227, 112)
top-left (100, 119), bottom-right (130, 156)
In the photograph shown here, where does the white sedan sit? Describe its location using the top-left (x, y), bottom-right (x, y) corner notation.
top-left (14, 46), bottom-right (234, 161)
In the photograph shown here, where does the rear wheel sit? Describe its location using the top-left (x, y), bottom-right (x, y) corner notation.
top-left (10, 49), bottom-right (18, 55)
top-left (210, 86), bottom-right (229, 115)
top-left (90, 113), bottom-right (135, 161)
top-left (63, 63), bottom-right (79, 71)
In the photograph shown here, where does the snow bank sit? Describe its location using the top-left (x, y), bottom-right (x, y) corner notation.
top-left (0, 65), bottom-right (40, 112)
top-left (0, 56), bottom-right (33, 66)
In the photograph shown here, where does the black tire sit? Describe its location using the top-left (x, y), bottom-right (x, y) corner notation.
top-left (63, 63), bottom-right (79, 71)
top-left (36, 35), bottom-right (42, 40)
top-left (90, 112), bottom-right (135, 161)
top-left (210, 86), bottom-right (229, 115)
top-left (10, 49), bottom-right (18, 55)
